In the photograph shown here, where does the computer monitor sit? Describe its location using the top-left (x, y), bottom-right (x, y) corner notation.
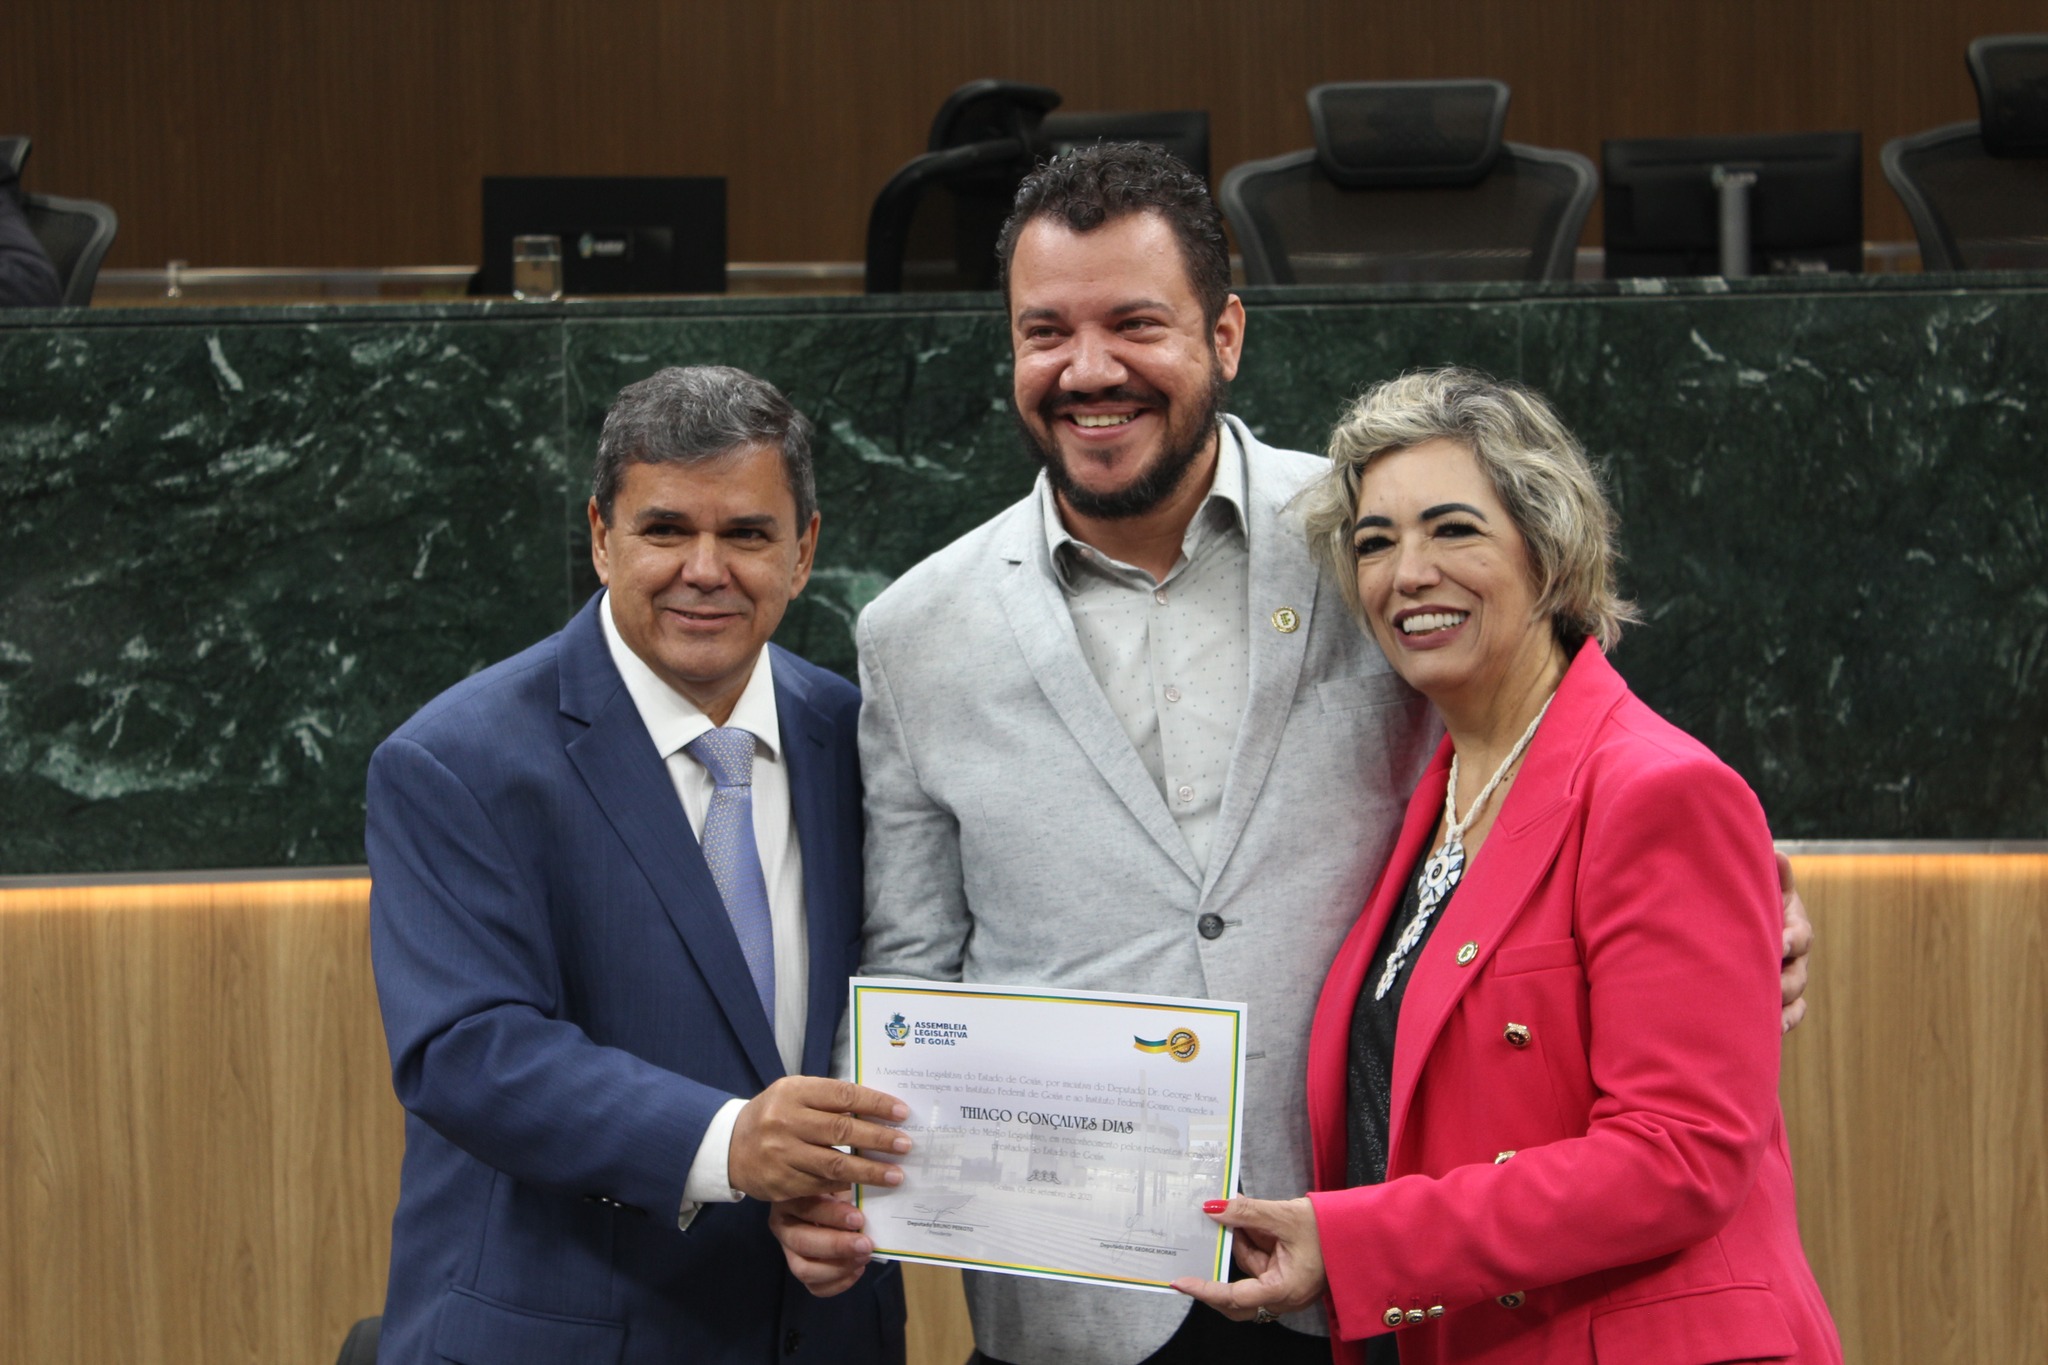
top-left (1602, 132), bottom-right (1862, 278)
top-left (478, 176), bottom-right (726, 295)
top-left (1038, 111), bottom-right (1211, 182)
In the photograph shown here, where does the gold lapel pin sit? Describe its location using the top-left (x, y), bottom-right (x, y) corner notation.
top-left (1455, 941), bottom-right (1479, 966)
top-left (1271, 606), bottom-right (1299, 633)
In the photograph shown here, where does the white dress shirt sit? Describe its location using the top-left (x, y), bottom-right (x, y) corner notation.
top-left (1042, 424), bottom-right (1253, 874)
top-left (600, 591), bottom-right (809, 1221)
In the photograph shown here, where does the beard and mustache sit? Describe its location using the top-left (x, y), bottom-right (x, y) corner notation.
top-left (1014, 361), bottom-right (1231, 521)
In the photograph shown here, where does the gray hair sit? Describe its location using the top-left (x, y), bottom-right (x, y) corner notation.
top-left (592, 366), bottom-right (816, 526)
top-left (1301, 367), bottom-right (1638, 651)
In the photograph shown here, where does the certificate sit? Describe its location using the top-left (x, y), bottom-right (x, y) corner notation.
top-left (848, 977), bottom-right (1247, 1293)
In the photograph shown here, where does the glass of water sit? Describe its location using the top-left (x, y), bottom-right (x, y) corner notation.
top-left (511, 235), bottom-right (563, 301)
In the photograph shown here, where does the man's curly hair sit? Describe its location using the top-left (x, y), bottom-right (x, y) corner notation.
top-left (996, 142), bottom-right (1233, 325)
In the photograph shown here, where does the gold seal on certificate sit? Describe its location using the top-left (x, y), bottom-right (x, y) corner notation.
top-left (849, 977), bottom-right (1248, 1293)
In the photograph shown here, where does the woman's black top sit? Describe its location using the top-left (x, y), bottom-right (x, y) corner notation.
top-left (1346, 843), bottom-right (1458, 1365)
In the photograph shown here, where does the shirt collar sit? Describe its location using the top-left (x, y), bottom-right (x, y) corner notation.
top-left (600, 590), bottom-right (782, 761)
top-left (1039, 420), bottom-right (1250, 591)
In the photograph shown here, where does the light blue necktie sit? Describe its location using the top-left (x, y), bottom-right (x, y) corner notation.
top-left (685, 727), bottom-right (775, 1018)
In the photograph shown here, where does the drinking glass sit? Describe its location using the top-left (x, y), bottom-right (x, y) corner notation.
top-left (511, 235), bottom-right (564, 301)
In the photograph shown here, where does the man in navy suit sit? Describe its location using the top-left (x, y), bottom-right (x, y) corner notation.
top-left (367, 366), bottom-right (908, 1365)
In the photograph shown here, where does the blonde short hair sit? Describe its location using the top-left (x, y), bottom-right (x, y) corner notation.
top-left (1301, 367), bottom-right (1638, 650)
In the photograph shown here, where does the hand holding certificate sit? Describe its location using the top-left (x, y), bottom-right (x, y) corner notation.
top-left (846, 978), bottom-right (1248, 1293)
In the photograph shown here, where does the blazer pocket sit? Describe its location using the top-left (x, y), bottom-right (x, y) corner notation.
top-left (434, 1285), bottom-right (625, 1365)
top-left (1316, 672), bottom-right (1418, 713)
top-left (1591, 1283), bottom-right (1795, 1363)
top-left (1491, 937), bottom-right (1582, 977)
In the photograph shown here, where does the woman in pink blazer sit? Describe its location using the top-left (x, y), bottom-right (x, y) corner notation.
top-left (1174, 369), bottom-right (1840, 1363)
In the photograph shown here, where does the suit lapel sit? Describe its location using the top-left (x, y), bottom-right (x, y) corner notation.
top-left (557, 599), bottom-right (785, 1090)
top-left (991, 498), bottom-right (1203, 888)
top-left (1385, 644), bottom-right (1626, 1158)
top-left (1385, 796), bottom-right (1575, 1157)
top-left (1202, 420), bottom-right (1322, 899)
top-left (774, 654), bottom-right (848, 1080)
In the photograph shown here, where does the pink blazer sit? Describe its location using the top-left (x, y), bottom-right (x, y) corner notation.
top-left (1305, 644), bottom-right (1840, 1364)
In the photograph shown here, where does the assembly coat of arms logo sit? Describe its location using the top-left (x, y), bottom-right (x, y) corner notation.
top-left (885, 1012), bottom-right (911, 1046)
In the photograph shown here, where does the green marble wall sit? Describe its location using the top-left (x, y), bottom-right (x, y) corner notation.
top-left (2, 277), bottom-right (2043, 873)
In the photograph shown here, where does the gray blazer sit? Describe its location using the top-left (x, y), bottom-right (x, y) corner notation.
top-left (855, 418), bottom-right (1437, 1363)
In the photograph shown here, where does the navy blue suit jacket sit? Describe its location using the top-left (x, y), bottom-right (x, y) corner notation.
top-left (367, 595), bottom-right (903, 1365)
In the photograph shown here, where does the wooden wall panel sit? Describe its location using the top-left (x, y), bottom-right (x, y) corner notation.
top-left (902, 1265), bottom-right (975, 1365)
top-left (0, 879), bottom-right (399, 1365)
top-left (0, 877), bottom-right (981, 1365)
top-left (2, 858), bottom-right (2041, 1364)
top-left (1780, 855), bottom-right (2048, 1365)
top-left (3, 0), bottom-right (2041, 272)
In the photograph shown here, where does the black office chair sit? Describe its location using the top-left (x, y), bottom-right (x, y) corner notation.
top-left (24, 193), bottom-right (119, 305)
top-left (864, 83), bottom-right (1213, 293)
top-left (864, 80), bottom-right (1061, 293)
top-left (1882, 34), bottom-right (2048, 272)
top-left (3, 135), bottom-right (119, 305)
top-left (1218, 81), bottom-right (1596, 285)
top-left (335, 1314), bottom-right (380, 1365)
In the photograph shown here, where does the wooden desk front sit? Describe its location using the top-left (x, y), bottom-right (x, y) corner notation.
top-left (3, 855), bottom-right (2041, 1365)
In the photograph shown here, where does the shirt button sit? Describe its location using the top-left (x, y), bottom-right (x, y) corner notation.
top-left (1154, 589), bottom-right (1168, 605)
top-left (1164, 685), bottom-right (1182, 703)
top-left (1198, 913), bottom-right (1226, 940)
top-left (1176, 784), bottom-right (1194, 803)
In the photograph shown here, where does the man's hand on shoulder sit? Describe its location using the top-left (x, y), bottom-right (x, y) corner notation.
top-left (728, 1076), bottom-right (911, 1203)
top-left (771, 1192), bottom-right (875, 1297)
top-left (1777, 850), bottom-right (1815, 1035)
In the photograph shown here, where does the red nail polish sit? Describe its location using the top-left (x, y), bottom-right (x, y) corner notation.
top-left (1202, 1199), bottom-right (1229, 1214)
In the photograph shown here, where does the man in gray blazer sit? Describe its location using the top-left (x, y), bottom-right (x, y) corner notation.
top-left (776, 144), bottom-right (1811, 1365)
top-left (773, 141), bottom-right (1419, 1364)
